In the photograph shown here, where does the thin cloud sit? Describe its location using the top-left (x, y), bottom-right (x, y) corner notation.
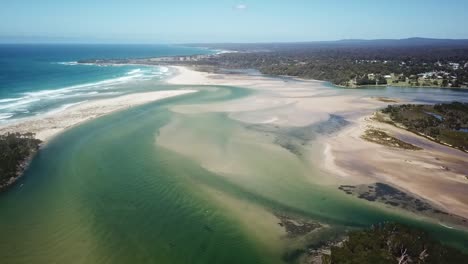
top-left (234, 4), bottom-right (247, 10)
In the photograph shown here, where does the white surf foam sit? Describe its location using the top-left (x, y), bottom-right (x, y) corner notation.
top-left (57, 61), bottom-right (79, 66)
top-left (159, 66), bottom-right (169, 73)
top-left (0, 98), bottom-right (41, 111)
top-left (0, 113), bottom-right (13, 121)
top-left (127, 69), bottom-right (142, 75)
top-left (44, 101), bottom-right (88, 116)
top-left (0, 66), bottom-right (167, 122)
top-left (0, 98), bottom-right (22, 103)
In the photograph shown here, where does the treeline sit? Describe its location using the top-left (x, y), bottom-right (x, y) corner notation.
top-left (186, 40), bottom-right (468, 86)
top-left (382, 102), bottom-right (468, 151)
top-left (322, 222), bottom-right (468, 263)
top-left (0, 133), bottom-right (41, 189)
top-left (198, 39), bottom-right (468, 62)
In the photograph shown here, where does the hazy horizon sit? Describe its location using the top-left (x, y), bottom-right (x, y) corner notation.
top-left (1, 0), bottom-right (468, 44)
top-left (1, 37), bottom-right (468, 45)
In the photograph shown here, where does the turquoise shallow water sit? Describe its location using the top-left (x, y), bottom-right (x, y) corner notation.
top-left (0, 85), bottom-right (467, 263)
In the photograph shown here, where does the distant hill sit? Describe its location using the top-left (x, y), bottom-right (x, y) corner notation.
top-left (189, 38), bottom-right (468, 52)
top-left (334, 38), bottom-right (468, 47)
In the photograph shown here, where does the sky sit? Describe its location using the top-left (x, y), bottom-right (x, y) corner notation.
top-left (1, 0), bottom-right (467, 43)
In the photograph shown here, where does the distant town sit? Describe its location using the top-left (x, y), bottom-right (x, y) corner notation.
top-left (347, 60), bottom-right (467, 88)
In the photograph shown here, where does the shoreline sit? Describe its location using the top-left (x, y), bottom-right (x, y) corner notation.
top-left (164, 65), bottom-right (468, 224)
top-left (72, 57), bottom-right (468, 90)
top-left (0, 148), bottom-right (38, 192)
top-left (0, 89), bottom-right (197, 143)
top-left (329, 82), bottom-right (468, 90)
top-left (0, 66), bottom-right (198, 193)
top-left (0, 88), bottom-right (196, 192)
top-left (378, 110), bottom-right (468, 153)
top-left (325, 112), bottom-right (468, 220)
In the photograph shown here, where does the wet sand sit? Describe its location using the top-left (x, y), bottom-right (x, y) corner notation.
top-left (166, 65), bottom-right (468, 222)
top-left (0, 90), bottom-right (196, 142)
top-left (327, 114), bottom-right (468, 219)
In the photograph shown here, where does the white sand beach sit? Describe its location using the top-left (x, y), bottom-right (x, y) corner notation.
top-left (0, 90), bottom-right (196, 142)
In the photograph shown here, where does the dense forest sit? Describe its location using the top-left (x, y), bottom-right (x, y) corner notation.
top-left (0, 133), bottom-right (41, 190)
top-left (381, 102), bottom-right (468, 152)
top-left (322, 222), bottom-right (468, 263)
top-left (187, 39), bottom-right (468, 87)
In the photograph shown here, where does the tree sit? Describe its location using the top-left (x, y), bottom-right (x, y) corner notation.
top-left (0, 133), bottom-right (41, 189)
top-left (442, 79), bottom-right (449, 87)
top-left (326, 223), bottom-right (468, 264)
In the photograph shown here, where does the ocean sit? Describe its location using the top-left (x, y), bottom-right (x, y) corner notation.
top-left (0, 44), bottom-right (212, 122)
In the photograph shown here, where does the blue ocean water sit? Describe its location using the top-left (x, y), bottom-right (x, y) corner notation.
top-left (0, 44), bottom-right (212, 122)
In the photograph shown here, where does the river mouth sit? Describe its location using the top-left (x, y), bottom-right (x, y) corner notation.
top-left (0, 84), bottom-right (467, 263)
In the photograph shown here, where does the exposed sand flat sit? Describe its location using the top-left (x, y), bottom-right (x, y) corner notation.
top-left (165, 66), bottom-right (468, 221)
top-left (0, 90), bottom-right (196, 142)
top-left (326, 115), bottom-right (468, 219)
top-left (167, 66), bottom-right (383, 127)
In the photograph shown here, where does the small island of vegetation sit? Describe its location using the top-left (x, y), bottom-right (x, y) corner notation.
top-left (361, 129), bottom-right (422, 150)
top-left (0, 133), bottom-right (41, 191)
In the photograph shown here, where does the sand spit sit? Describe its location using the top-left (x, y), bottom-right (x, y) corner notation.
top-left (0, 90), bottom-right (196, 142)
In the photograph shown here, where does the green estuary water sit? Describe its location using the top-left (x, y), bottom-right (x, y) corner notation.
top-left (1, 85), bottom-right (468, 264)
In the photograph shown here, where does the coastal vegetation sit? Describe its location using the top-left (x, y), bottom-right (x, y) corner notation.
top-left (381, 102), bottom-right (468, 152)
top-left (192, 39), bottom-right (468, 87)
top-left (321, 222), bottom-right (468, 264)
top-left (77, 39), bottom-right (468, 88)
top-left (361, 129), bottom-right (422, 150)
top-left (0, 133), bottom-right (41, 190)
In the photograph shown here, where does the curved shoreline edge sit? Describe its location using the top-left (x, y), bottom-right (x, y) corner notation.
top-left (0, 87), bottom-right (197, 192)
top-left (0, 148), bottom-right (38, 192)
top-left (0, 89), bottom-right (197, 143)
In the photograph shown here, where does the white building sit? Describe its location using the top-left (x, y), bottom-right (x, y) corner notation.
top-left (449, 62), bottom-right (460, 70)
